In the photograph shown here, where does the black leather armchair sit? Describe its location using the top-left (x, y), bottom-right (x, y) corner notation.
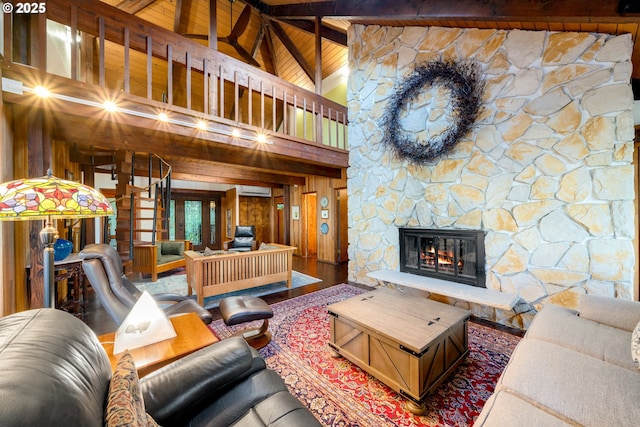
top-left (223, 225), bottom-right (257, 252)
top-left (79, 243), bottom-right (213, 326)
top-left (0, 309), bottom-right (322, 427)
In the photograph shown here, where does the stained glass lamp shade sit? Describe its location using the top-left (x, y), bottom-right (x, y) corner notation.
top-left (0, 170), bottom-right (113, 308)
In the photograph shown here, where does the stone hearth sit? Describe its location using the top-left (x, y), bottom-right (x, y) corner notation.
top-left (347, 25), bottom-right (635, 329)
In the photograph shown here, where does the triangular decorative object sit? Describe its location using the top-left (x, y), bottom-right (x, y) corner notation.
top-left (114, 291), bottom-right (177, 354)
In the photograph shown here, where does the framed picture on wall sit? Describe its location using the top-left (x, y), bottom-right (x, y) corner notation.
top-left (321, 209), bottom-right (329, 219)
top-left (292, 205), bottom-right (300, 220)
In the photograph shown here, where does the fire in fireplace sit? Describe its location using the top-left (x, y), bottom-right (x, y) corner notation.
top-left (399, 228), bottom-right (486, 288)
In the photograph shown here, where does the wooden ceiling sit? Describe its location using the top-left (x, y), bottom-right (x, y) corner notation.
top-left (103, 0), bottom-right (640, 86)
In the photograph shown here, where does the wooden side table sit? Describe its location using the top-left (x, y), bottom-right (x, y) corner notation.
top-left (98, 312), bottom-right (218, 377)
top-left (26, 253), bottom-right (87, 317)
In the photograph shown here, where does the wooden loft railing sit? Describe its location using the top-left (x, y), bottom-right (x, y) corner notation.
top-left (2, 0), bottom-right (348, 149)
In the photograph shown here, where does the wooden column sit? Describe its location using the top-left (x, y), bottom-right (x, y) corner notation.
top-left (16, 108), bottom-right (52, 309)
top-left (0, 67), bottom-right (15, 316)
top-left (82, 164), bottom-right (96, 246)
top-left (314, 17), bottom-right (323, 144)
top-left (283, 184), bottom-right (291, 246)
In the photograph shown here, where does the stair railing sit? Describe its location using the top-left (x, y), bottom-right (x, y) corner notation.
top-left (126, 153), bottom-right (173, 259)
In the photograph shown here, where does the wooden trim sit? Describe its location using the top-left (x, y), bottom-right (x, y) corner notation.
top-left (267, 0), bottom-right (627, 22)
top-left (98, 17), bottom-right (105, 87)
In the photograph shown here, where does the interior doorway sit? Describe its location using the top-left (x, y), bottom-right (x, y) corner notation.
top-left (302, 192), bottom-right (317, 257)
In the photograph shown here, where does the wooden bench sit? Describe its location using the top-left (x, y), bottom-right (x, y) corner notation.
top-left (184, 244), bottom-right (296, 306)
top-left (132, 240), bottom-right (190, 282)
top-left (367, 269), bottom-right (520, 311)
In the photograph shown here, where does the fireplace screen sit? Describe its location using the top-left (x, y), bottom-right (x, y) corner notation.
top-left (399, 228), bottom-right (485, 287)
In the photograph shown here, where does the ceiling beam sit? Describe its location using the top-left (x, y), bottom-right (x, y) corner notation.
top-left (209, 0), bottom-right (218, 50)
top-left (99, 156), bottom-right (303, 186)
top-left (113, 0), bottom-right (158, 15)
top-left (268, 20), bottom-right (315, 84)
top-left (264, 0), bottom-right (630, 22)
top-left (158, 158), bottom-right (304, 186)
top-left (260, 17), bottom-right (278, 76)
top-left (174, 0), bottom-right (187, 33)
top-left (275, 18), bottom-right (347, 46)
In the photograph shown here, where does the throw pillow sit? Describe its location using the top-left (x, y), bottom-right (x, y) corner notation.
top-left (259, 242), bottom-right (278, 250)
top-left (632, 321), bottom-right (640, 371)
top-left (105, 351), bottom-right (159, 427)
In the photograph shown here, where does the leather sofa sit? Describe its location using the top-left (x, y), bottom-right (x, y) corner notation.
top-left (475, 294), bottom-right (640, 426)
top-left (0, 308), bottom-right (322, 427)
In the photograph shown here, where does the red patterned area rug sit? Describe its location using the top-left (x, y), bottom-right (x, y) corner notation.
top-left (208, 284), bottom-right (521, 427)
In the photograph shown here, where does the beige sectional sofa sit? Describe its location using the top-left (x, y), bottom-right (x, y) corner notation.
top-left (475, 294), bottom-right (640, 426)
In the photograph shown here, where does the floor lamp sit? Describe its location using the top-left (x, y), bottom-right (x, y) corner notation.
top-left (0, 169), bottom-right (113, 308)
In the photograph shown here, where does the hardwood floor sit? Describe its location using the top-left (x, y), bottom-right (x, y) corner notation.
top-left (82, 256), bottom-right (350, 335)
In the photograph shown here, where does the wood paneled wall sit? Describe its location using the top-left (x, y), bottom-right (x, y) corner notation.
top-left (238, 196), bottom-right (273, 246)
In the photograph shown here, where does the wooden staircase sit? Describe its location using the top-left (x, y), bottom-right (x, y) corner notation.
top-left (114, 152), bottom-right (172, 266)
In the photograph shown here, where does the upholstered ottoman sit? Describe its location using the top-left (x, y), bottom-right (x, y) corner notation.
top-left (219, 296), bottom-right (274, 348)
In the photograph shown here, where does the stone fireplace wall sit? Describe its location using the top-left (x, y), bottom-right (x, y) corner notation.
top-left (347, 25), bottom-right (636, 328)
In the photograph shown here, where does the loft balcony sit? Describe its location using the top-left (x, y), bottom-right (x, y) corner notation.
top-left (0, 0), bottom-right (349, 184)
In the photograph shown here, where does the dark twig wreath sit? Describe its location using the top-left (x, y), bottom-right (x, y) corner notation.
top-left (382, 59), bottom-right (484, 164)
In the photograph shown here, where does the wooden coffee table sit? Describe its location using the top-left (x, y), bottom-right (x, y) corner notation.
top-left (327, 287), bottom-right (470, 414)
top-left (98, 312), bottom-right (217, 377)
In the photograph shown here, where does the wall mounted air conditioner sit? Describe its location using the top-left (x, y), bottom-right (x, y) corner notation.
top-left (237, 185), bottom-right (272, 197)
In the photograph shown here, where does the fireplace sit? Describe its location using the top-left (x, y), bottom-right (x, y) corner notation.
top-left (399, 228), bottom-right (486, 288)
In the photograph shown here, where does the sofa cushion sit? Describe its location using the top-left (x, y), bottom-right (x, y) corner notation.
top-left (579, 294), bottom-right (640, 332)
top-left (526, 303), bottom-right (636, 371)
top-left (188, 368), bottom-right (321, 426)
top-left (474, 389), bottom-right (574, 427)
top-left (105, 351), bottom-right (158, 427)
top-left (633, 321), bottom-right (640, 371)
top-left (259, 242), bottom-right (279, 250)
top-left (161, 241), bottom-right (184, 256)
top-left (0, 309), bottom-right (113, 427)
top-left (234, 236), bottom-right (254, 248)
top-left (496, 339), bottom-right (640, 427)
top-left (157, 254), bottom-right (184, 265)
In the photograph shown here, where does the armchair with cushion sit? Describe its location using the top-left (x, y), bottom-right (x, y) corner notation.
top-left (224, 225), bottom-right (257, 252)
top-left (133, 240), bottom-right (189, 282)
top-left (79, 243), bottom-right (213, 326)
top-left (0, 308), bottom-right (322, 427)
